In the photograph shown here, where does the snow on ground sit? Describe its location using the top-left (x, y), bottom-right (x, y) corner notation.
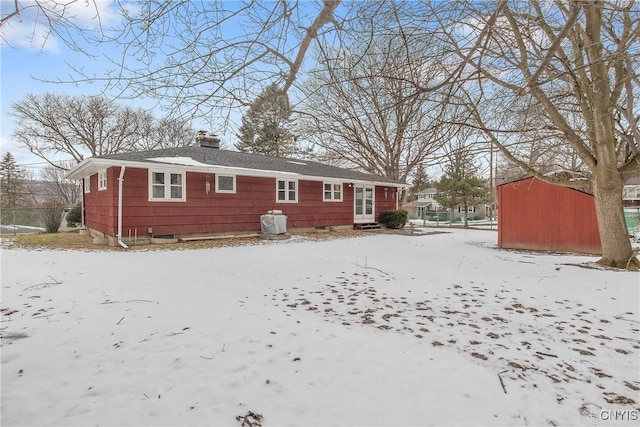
top-left (1, 228), bottom-right (638, 426)
top-left (0, 225), bottom-right (45, 235)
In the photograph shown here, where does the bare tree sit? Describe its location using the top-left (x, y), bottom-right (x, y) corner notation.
top-left (298, 27), bottom-right (458, 183)
top-left (137, 116), bottom-right (195, 151)
top-left (56, 1), bottom-right (343, 125)
top-left (40, 161), bottom-right (82, 205)
top-left (0, 0), bottom-right (110, 52)
top-left (409, 1), bottom-right (640, 269)
top-left (9, 93), bottom-right (194, 167)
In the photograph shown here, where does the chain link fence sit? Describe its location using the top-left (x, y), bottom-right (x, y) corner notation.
top-left (0, 206), bottom-right (74, 234)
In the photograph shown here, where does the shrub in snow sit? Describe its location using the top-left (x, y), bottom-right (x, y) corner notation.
top-left (66, 203), bottom-right (82, 227)
top-left (379, 209), bottom-right (408, 229)
top-left (40, 202), bottom-right (65, 233)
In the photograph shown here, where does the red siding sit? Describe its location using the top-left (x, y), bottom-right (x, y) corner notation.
top-left (497, 177), bottom-right (601, 254)
top-left (83, 169), bottom-right (118, 236)
top-left (83, 167), bottom-right (400, 238)
top-left (375, 185), bottom-right (399, 218)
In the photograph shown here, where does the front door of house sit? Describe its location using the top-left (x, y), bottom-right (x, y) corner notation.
top-left (354, 185), bottom-right (375, 223)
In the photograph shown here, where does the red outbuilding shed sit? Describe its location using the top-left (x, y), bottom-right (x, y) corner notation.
top-left (497, 176), bottom-right (602, 254)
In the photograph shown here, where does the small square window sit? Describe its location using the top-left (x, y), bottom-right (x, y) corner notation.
top-left (216, 175), bottom-right (236, 193)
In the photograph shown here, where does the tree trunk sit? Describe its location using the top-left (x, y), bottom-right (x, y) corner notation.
top-left (592, 172), bottom-right (639, 269)
top-left (463, 205), bottom-right (469, 228)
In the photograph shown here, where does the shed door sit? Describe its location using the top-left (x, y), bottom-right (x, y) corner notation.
top-left (354, 185), bottom-right (375, 223)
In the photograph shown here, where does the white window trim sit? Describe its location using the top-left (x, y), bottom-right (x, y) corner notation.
top-left (98, 169), bottom-right (107, 191)
top-left (276, 179), bottom-right (298, 203)
top-left (323, 182), bottom-right (343, 202)
top-left (623, 186), bottom-right (640, 200)
top-left (215, 174), bottom-right (236, 194)
top-left (84, 176), bottom-right (91, 193)
top-left (148, 170), bottom-right (186, 202)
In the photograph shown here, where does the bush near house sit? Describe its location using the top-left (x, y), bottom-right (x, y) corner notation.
top-left (379, 210), bottom-right (408, 229)
top-left (66, 203), bottom-right (82, 227)
top-left (41, 202), bottom-right (65, 233)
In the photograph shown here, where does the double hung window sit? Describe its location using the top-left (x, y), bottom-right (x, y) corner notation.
top-left (323, 183), bottom-right (342, 201)
top-left (98, 170), bottom-right (107, 191)
top-left (277, 179), bottom-right (297, 202)
top-left (150, 171), bottom-right (185, 201)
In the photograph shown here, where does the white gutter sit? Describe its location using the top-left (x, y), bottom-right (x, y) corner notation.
top-left (117, 166), bottom-right (129, 249)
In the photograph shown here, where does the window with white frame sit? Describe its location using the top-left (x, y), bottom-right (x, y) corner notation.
top-left (216, 174), bottom-right (236, 193)
top-left (98, 169), bottom-right (107, 191)
top-left (84, 176), bottom-right (91, 193)
top-left (277, 179), bottom-right (297, 202)
top-left (149, 171), bottom-right (186, 201)
top-left (323, 182), bottom-right (342, 201)
top-left (458, 206), bottom-right (476, 213)
top-left (623, 186), bottom-right (640, 200)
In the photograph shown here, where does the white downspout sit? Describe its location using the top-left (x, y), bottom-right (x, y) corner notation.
top-left (117, 166), bottom-right (129, 249)
top-left (81, 183), bottom-right (85, 228)
top-left (395, 188), bottom-right (399, 210)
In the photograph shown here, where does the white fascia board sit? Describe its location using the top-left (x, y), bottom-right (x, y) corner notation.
top-left (303, 175), bottom-right (405, 188)
top-left (65, 158), bottom-right (119, 180)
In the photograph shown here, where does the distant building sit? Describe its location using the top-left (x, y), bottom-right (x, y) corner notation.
top-left (623, 177), bottom-right (640, 207)
top-left (404, 188), bottom-right (490, 221)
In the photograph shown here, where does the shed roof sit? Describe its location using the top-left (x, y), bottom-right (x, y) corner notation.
top-left (496, 174), bottom-right (593, 195)
top-left (66, 146), bottom-right (404, 187)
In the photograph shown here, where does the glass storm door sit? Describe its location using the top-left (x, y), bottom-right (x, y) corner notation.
top-left (354, 185), bottom-right (375, 222)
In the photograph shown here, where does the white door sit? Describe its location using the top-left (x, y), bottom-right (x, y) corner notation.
top-left (354, 185), bottom-right (375, 223)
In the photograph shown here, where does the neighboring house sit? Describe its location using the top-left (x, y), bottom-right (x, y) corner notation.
top-left (405, 188), bottom-right (490, 220)
top-left (497, 176), bottom-right (601, 254)
top-left (405, 188), bottom-right (441, 219)
top-left (623, 177), bottom-right (640, 207)
top-left (623, 177), bottom-right (640, 237)
top-left (66, 137), bottom-right (404, 245)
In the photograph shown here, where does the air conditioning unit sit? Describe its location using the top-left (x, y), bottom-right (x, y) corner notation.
top-left (261, 213), bottom-right (287, 235)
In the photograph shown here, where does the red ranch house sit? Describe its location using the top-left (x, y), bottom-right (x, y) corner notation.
top-left (66, 140), bottom-right (404, 246)
top-left (497, 176), bottom-right (602, 254)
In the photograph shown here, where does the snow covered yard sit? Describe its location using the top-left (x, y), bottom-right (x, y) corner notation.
top-left (1, 228), bottom-right (638, 426)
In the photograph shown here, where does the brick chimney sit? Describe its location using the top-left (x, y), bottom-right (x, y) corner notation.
top-left (196, 131), bottom-right (220, 149)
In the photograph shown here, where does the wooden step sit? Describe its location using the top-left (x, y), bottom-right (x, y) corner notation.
top-left (354, 223), bottom-right (382, 230)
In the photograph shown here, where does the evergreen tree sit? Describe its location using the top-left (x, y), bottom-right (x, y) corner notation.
top-left (0, 152), bottom-right (27, 209)
top-left (407, 163), bottom-right (431, 202)
top-left (434, 147), bottom-right (489, 227)
top-left (235, 84), bottom-right (298, 157)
